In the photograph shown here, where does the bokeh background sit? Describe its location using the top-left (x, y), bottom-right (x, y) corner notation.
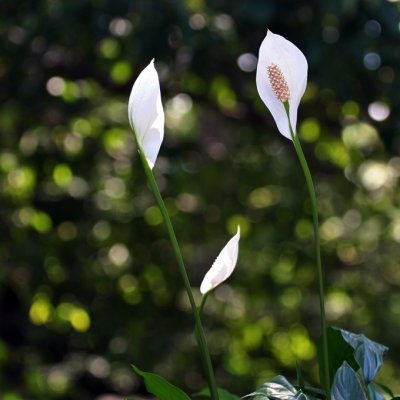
top-left (1, 0), bottom-right (400, 398)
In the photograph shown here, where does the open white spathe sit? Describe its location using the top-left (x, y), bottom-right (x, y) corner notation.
top-left (256, 30), bottom-right (308, 139)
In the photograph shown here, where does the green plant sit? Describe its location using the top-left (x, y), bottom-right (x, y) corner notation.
top-left (127, 32), bottom-right (397, 400)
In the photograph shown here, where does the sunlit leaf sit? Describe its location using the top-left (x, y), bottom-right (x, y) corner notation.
top-left (340, 328), bottom-right (388, 383)
top-left (318, 327), bottom-right (358, 388)
top-left (247, 375), bottom-right (315, 400)
top-left (367, 384), bottom-right (384, 400)
top-left (331, 362), bottom-right (366, 400)
top-left (132, 365), bottom-right (191, 400)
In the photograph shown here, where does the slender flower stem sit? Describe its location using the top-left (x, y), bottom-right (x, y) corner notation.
top-left (284, 104), bottom-right (330, 399)
top-left (199, 292), bottom-right (210, 317)
top-left (137, 148), bottom-right (219, 400)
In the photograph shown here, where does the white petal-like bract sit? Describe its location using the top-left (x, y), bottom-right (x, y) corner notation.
top-left (128, 60), bottom-right (164, 168)
top-left (200, 226), bottom-right (240, 295)
top-left (256, 30), bottom-right (308, 140)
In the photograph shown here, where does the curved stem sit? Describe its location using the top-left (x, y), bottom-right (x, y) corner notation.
top-left (138, 149), bottom-right (219, 400)
top-left (284, 103), bottom-right (330, 399)
top-left (199, 292), bottom-right (210, 317)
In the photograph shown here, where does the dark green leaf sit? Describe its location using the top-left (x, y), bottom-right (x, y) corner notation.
top-left (374, 381), bottom-right (395, 397)
top-left (340, 329), bottom-right (388, 383)
top-left (318, 327), bottom-right (358, 388)
top-left (297, 385), bottom-right (325, 398)
top-left (125, 398), bottom-right (144, 400)
top-left (296, 361), bottom-right (305, 391)
top-left (293, 394), bottom-right (308, 400)
top-left (331, 362), bottom-right (367, 400)
top-left (132, 365), bottom-right (191, 400)
top-left (196, 387), bottom-right (241, 400)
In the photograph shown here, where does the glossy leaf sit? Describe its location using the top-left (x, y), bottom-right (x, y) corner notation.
top-left (340, 328), bottom-right (388, 383)
top-left (318, 326), bottom-right (358, 387)
top-left (331, 362), bottom-right (367, 400)
top-left (248, 376), bottom-right (315, 400)
top-left (367, 384), bottom-right (384, 400)
top-left (132, 365), bottom-right (191, 400)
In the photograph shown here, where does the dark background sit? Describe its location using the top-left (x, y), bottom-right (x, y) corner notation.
top-left (1, 0), bottom-right (400, 398)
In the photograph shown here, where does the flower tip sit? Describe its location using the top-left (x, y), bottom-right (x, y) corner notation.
top-left (128, 59), bottom-right (165, 169)
top-left (199, 228), bottom-right (241, 295)
top-left (266, 29), bottom-right (275, 38)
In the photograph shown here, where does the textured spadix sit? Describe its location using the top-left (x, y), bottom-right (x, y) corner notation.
top-left (256, 30), bottom-right (308, 139)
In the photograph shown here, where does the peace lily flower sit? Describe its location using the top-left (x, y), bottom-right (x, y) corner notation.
top-left (200, 226), bottom-right (240, 295)
top-left (256, 30), bottom-right (308, 140)
top-left (128, 59), bottom-right (164, 168)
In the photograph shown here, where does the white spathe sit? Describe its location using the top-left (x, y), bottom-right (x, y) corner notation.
top-left (128, 60), bottom-right (164, 168)
top-left (200, 226), bottom-right (240, 295)
top-left (256, 30), bottom-right (308, 140)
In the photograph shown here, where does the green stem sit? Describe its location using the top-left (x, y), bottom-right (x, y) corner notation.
top-left (138, 149), bottom-right (219, 400)
top-left (284, 103), bottom-right (330, 399)
top-left (199, 292), bottom-right (210, 317)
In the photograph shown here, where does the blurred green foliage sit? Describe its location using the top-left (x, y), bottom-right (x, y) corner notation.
top-left (1, 0), bottom-right (400, 398)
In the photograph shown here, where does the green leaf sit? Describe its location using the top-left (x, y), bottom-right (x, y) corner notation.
top-left (298, 385), bottom-right (325, 398)
top-left (331, 362), bottom-right (367, 400)
top-left (367, 384), bottom-right (384, 400)
top-left (246, 376), bottom-right (316, 400)
top-left (340, 329), bottom-right (388, 383)
top-left (373, 381), bottom-right (395, 397)
top-left (132, 365), bottom-right (191, 400)
top-left (250, 375), bottom-right (297, 399)
top-left (196, 387), bottom-right (241, 400)
top-left (318, 327), bottom-right (358, 388)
